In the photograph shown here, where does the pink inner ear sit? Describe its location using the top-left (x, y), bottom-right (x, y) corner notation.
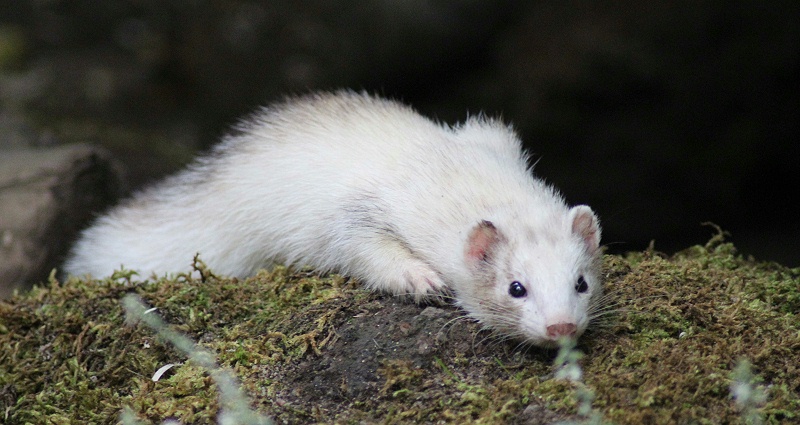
top-left (571, 206), bottom-right (601, 253)
top-left (466, 220), bottom-right (499, 264)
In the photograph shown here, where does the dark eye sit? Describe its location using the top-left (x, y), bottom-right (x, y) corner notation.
top-left (575, 276), bottom-right (589, 293)
top-left (509, 281), bottom-right (527, 298)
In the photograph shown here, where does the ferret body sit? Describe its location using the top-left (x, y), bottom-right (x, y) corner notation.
top-left (64, 91), bottom-right (602, 347)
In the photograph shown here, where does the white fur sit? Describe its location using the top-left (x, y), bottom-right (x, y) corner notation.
top-left (64, 91), bottom-right (602, 346)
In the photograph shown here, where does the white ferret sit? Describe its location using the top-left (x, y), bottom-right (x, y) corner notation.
top-left (64, 91), bottom-right (602, 347)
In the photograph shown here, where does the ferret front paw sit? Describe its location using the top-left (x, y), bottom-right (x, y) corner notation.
top-left (402, 265), bottom-right (447, 301)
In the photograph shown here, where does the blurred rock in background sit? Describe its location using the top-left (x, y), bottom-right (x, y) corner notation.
top-left (1, 0), bottom-right (797, 296)
top-left (0, 144), bottom-right (122, 298)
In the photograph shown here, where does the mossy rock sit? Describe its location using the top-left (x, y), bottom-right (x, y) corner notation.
top-left (1, 238), bottom-right (798, 424)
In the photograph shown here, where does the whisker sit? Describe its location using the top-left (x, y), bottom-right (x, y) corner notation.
top-left (438, 313), bottom-right (477, 340)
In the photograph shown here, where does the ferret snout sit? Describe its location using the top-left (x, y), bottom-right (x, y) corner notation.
top-left (546, 322), bottom-right (577, 338)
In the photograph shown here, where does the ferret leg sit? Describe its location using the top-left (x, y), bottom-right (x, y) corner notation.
top-left (349, 238), bottom-right (447, 300)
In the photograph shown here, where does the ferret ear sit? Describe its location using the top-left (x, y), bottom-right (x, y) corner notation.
top-left (465, 220), bottom-right (504, 267)
top-left (569, 205), bottom-right (601, 254)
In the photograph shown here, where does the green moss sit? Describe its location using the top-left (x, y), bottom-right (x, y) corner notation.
top-left (580, 241), bottom-right (799, 424)
top-left (1, 239), bottom-right (798, 424)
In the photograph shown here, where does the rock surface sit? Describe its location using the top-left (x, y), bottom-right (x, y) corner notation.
top-left (0, 144), bottom-right (122, 298)
top-left (2, 246), bottom-right (797, 424)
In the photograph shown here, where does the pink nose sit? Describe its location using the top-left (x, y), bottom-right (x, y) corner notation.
top-left (546, 322), bottom-right (577, 338)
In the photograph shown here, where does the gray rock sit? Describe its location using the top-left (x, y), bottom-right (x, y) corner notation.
top-left (0, 144), bottom-right (123, 298)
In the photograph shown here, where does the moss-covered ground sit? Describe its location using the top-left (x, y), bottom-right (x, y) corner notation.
top-left (1, 236), bottom-right (798, 424)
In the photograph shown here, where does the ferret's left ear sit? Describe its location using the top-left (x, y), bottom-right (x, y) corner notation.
top-left (569, 205), bottom-right (601, 254)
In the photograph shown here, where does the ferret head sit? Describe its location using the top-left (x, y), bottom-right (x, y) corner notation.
top-left (460, 205), bottom-right (602, 347)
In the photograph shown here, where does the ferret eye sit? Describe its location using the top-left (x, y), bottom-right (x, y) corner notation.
top-left (575, 276), bottom-right (589, 293)
top-left (508, 281), bottom-right (527, 298)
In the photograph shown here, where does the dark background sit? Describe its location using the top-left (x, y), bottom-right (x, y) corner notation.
top-left (1, 1), bottom-right (798, 266)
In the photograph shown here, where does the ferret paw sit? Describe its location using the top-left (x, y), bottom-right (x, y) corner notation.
top-left (402, 265), bottom-right (447, 302)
